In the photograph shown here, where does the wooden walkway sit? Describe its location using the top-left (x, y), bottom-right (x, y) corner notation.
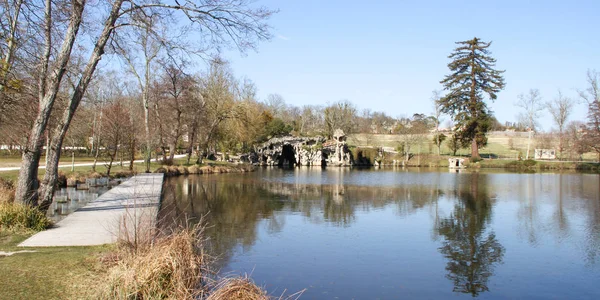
top-left (19, 174), bottom-right (164, 247)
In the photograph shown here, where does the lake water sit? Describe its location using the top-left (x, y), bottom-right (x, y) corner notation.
top-left (159, 168), bottom-right (600, 299)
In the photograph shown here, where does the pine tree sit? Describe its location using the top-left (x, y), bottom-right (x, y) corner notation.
top-left (439, 37), bottom-right (505, 158)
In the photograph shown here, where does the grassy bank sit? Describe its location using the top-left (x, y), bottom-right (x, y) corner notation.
top-left (348, 132), bottom-right (600, 161)
top-left (155, 163), bottom-right (255, 176)
top-left (347, 147), bottom-right (600, 172)
top-left (0, 226), bottom-right (288, 299)
top-left (475, 159), bottom-right (600, 171)
top-left (0, 232), bottom-right (111, 299)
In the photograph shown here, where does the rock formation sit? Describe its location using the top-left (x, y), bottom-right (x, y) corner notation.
top-left (246, 129), bottom-right (353, 167)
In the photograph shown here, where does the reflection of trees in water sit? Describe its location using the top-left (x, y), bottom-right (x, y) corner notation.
top-left (512, 173), bottom-right (600, 266)
top-left (514, 174), bottom-right (540, 245)
top-left (436, 173), bottom-right (505, 297)
top-left (553, 174), bottom-right (570, 239)
top-left (159, 178), bottom-right (286, 268)
top-left (158, 174), bottom-right (444, 268)
top-left (583, 175), bottom-right (600, 265)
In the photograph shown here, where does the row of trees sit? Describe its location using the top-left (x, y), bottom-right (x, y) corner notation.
top-left (0, 0), bottom-right (276, 208)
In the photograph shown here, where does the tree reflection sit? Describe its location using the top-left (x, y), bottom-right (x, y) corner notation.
top-left (436, 172), bottom-right (505, 297)
top-left (159, 172), bottom-right (444, 270)
top-left (159, 178), bottom-right (286, 269)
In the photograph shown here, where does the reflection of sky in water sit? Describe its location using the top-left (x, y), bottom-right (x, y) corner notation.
top-left (162, 169), bottom-right (600, 299)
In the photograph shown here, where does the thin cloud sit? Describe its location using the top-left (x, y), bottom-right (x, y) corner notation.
top-left (276, 34), bottom-right (291, 41)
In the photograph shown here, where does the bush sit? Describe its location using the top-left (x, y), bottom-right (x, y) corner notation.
top-left (113, 170), bottom-right (134, 178)
top-left (0, 202), bottom-right (52, 232)
top-left (523, 159), bottom-right (537, 167)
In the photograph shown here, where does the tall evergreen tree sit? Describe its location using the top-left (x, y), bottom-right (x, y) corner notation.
top-left (439, 37), bottom-right (505, 158)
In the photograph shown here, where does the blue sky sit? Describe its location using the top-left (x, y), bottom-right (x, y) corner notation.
top-left (223, 0), bottom-right (599, 130)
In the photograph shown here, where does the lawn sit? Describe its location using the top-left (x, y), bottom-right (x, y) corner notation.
top-left (348, 132), bottom-right (599, 161)
top-left (0, 231), bottom-right (111, 299)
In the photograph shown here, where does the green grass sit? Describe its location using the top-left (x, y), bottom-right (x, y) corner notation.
top-left (0, 231), bottom-right (111, 299)
top-left (0, 164), bottom-right (139, 182)
top-left (348, 132), bottom-right (599, 161)
top-left (0, 202), bottom-right (52, 232)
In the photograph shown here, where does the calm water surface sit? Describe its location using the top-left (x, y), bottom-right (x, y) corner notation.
top-left (160, 168), bottom-right (600, 299)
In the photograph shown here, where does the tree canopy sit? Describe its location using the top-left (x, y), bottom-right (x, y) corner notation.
top-left (439, 37), bottom-right (505, 158)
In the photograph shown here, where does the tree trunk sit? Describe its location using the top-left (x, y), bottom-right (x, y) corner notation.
top-left (38, 0), bottom-right (125, 209)
top-left (92, 108), bottom-right (103, 172)
top-left (143, 98), bottom-right (151, 172)
top-left (129, 136), bottom-right (135, 171)
top-left (168, 143), bottom-right (176, 161)
top-left (15, 0), bottom-right (85, 206)
top-left (186, 122), bottom-right (198, 165)
top-left (106, 147), bottom-right (117, 177)
top-left (169, 110), bottom-right (182, 161)
top-left (526, 130), bottom-right (532, 159)
top-left (471, 139), bottom-right (480, 159)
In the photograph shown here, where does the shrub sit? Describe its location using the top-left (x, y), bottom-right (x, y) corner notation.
top-left (113, 170), bottom-right (134, 178)
top-left (523, 159), bottom-right (537, 167)
top-left (57, 171), bottom-right (67, 187)
top-left (0, 202), bottom-right (52, 232)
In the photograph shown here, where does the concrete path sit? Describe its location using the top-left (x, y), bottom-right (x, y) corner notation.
top-left (19, 174), bottom-right (164, 247)
top-left (0, 154), bottom-right (187, 172)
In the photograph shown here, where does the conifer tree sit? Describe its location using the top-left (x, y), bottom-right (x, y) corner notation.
top-left (439, 37), bottom-right (505, 158)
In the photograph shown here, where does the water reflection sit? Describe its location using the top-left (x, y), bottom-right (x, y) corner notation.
top-left (158, 169), bottom-right (600, 299)
top-left (436, 172), bottom-right (504, 296)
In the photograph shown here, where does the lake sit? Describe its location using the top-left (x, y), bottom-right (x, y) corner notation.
top-left (159, 168), bottom-right (600, 299)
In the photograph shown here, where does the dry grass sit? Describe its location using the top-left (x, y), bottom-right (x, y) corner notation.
top-left (99, 225), bottom-right (208, 299)
top-left (155, 164), bottom-right (255, 177)
top-left (207, 277), bottom-right (269, 300)
top-left (0, 178), bottom-right (14, 203)
top-left (188, 165), bottom-right (201, 174)
top-left (177, 166), bottom-right (189, 175)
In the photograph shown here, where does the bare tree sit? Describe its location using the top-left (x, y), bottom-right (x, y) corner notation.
top-left (516, 89), bottom-right (544, 159)
top-left (158, 63), bottom-right (195, 161)
top-left (112, 17), bottom-right (163, 172)
top-left (396, 114), bottom-right (430, 164)
top-left (196, 59), bottom-right (237, 162)
top-left (324, 100), bottom-right (357, 138)
top-left (565, 121), bottom-right (587, 161)
top-left (579, 70), bottom-right (600, 160)
top-left (547, 90), bottom-right (574, 159)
